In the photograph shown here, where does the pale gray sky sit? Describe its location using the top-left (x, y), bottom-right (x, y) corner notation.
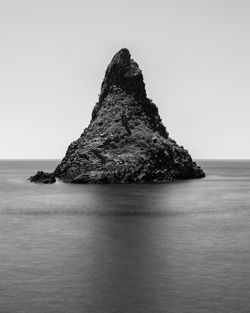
top-left (0, 0), bottom-right (250, 159)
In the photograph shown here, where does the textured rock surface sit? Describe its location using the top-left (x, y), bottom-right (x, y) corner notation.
top-left (30, 48), bottom-right (205, 184)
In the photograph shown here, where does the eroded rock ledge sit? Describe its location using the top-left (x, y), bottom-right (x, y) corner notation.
top-left (29, 48), bottom-right (205, 184)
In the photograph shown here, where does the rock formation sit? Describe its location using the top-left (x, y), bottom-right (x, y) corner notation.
top-left (29, 171), bottom-right (56, 184)
top-left (29, 48), bottom-right (205, 184)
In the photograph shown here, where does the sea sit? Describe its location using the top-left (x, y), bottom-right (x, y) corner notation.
top-left (0, 160), bottom-right (250, 313)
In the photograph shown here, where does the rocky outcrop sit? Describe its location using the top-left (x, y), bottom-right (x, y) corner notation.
top-left (29, 48), bottom-right (205, 184)
top-left (28, 171), bottom-right (56, 184)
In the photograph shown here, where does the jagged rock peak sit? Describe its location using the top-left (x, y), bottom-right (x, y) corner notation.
top-left (99, 48), bottom-right (146, 103)
top-left (29, 48), bottom-right (205, 184)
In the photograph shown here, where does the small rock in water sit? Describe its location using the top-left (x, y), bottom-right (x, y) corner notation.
top-left (29, 171), bottom-right (56, 184)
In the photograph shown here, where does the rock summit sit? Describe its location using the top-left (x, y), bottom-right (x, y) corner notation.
top-left (29, 48), bottom-right (205, 184)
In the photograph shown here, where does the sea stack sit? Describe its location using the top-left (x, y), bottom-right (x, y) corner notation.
top-left (29, 48), bottom-right (205, 184)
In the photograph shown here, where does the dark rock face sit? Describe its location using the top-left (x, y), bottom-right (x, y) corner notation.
top-left (29, 171), bottom-right (56, 184)
top-left (30, 48), bottom-right (205, 184)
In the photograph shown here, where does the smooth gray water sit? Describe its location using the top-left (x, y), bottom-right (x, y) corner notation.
top-left (0, 160), bottom-right (250, 313)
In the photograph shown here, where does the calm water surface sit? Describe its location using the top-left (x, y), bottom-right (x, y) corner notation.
top-left (0, 160), bottom-right (250, 313)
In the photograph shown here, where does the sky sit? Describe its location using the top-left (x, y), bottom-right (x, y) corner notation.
top-left (0, 0), bottom-right (250, 159)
